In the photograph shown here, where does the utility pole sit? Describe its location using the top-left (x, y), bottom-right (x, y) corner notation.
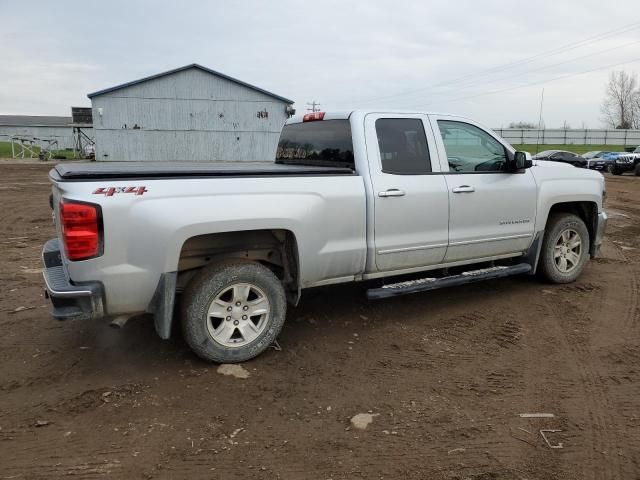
top-left (537, 88), bottom-right (545, 130)
top-left (535, 88), bottom-right (545, 154)
top-left (306, 101), bottom-right (321, 112)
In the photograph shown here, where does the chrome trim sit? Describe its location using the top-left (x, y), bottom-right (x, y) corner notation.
top-left (378, 243), bottom-right (448, 255)
top-left (42, 271), bottom-right (93, 297)
top-left (41, 237), bottom-right (105, 321)
top-left (378, 189), bottom-right (406, 197)
top-left (449, 233), bottom-right (532, 247)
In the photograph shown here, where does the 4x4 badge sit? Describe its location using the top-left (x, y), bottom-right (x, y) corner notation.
top-left (93, 186), bottom-right (148, 196)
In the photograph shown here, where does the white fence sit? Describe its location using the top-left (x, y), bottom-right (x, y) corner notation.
top-left (493, 128), bottom-right (640, 146)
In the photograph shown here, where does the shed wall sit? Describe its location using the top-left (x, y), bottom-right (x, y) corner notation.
top-left (91, 68), bottom-right (290, 161)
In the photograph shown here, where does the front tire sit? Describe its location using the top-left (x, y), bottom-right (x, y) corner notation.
top-left (181, 260), bottom-right (287, 363)
top-left (539, 213), bottom-right (590, 284)
top-left (635, 163), bottom-right (640, 176)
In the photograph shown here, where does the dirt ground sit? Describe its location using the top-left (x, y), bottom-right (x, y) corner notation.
top-left (1, 162), bottom-right (639, 480)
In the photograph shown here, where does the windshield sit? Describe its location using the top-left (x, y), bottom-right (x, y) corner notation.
top-left (581, 151), bottom-right (600, 158)
top-left (532, 150), bottom-right (555, 158)
top-left (276, 120), bottom-right (355, 169)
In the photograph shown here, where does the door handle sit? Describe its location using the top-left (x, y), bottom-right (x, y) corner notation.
top-left (378, 189), bottom-right (406, 197)
top-left (452, 185), bottom-right (475, 193)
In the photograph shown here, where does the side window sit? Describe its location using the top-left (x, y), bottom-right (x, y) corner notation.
top-left (375, 118), bottom-right (431, 174)
top-left (437, 120), bottom-right (508, 172)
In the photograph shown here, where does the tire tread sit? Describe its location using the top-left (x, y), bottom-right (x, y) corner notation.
top-left (181, 260), bottom-right (286, 363)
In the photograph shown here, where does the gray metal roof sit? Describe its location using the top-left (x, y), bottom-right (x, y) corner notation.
top-left (87, 63), bottom-right (294, 104)
top-left (0, 115), bottom-right (72, 127)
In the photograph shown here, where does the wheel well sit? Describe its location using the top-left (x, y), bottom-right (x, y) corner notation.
top-left (176, 229), bottom-right (300, 303)
top-left (547, 201), bottom-right (597, 251)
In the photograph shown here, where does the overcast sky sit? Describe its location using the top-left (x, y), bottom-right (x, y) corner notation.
top-left (2, 0), bottom-right (640, 128)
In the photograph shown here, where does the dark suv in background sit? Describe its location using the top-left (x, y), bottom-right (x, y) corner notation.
top-left (532, 150), bottom-right (587, 168)
top-left (611, 146), bottom-right (640, 176)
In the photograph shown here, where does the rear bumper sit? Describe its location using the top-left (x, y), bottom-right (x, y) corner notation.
top-left (591, 211), bottom-right (608, 257)
top-left (42, 238), bottom-right (104, 321)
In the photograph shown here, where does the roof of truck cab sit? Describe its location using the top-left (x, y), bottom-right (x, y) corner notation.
top-left (285, 110), bottom-right (458, 124)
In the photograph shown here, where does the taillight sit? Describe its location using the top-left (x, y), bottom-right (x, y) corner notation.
top-left (303, 112), bottom-right (325, 122)
top-left (59, 200), bottom-right (102, 261)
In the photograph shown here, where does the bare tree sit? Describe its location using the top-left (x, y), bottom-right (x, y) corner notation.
top-left (601, 71), bottom-right (639, 129)
top-left (633, 90), bottom-right (640, 129)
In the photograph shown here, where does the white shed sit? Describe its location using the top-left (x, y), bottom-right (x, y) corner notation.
top-left (88, 64), bottom-right (295, 161)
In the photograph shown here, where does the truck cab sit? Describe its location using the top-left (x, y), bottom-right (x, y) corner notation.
top-left (278, 111), bottom-right (604, 276)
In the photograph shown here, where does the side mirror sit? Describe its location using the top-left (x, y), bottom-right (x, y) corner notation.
top-left (512, 151), bottom-right (533, 171)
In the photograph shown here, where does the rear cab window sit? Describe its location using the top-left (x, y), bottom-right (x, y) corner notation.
top-left (375, 118), bottom-right (432, 174)
top-left (276, 120), bottom-right (355, 169)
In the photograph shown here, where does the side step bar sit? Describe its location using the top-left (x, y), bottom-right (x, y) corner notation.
top-left (366, 263), bottom-right (532, 300)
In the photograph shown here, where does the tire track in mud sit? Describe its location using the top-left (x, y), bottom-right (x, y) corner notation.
top-left (1, 428), bottom-right (125, 479)
top-left (365, 306), bottom-right (537, 478)
top-left (538, 242), bottom-right (640, 479)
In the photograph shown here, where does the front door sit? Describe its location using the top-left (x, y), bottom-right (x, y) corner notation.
top-left (364, 114), bottom-right (449, 271)
top-left (429, 116), bottom-right (537, 263)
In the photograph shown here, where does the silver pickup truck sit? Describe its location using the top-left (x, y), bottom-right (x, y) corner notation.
top-left (43, 110), bottom-right (607, 362)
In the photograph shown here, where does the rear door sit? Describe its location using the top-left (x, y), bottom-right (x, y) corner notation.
top-left (429, 116), bottom-right (537, 263)
top-left (364, 114), bottom-right (449, 271)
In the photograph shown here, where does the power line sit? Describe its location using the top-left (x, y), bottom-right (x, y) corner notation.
top-left (372, 37), bottom-right (640, 106)
top-left (434, 21), bottom-right (640, 88)
top-left (349, 20), bottom-right (640, 106)
top-left (423, 55), bottom-right (640, 108)
top-left (428, 39), bottom-right (640, 93)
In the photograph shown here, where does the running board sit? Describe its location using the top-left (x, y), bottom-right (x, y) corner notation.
top-left (366, 263), bottom-right (532, 300)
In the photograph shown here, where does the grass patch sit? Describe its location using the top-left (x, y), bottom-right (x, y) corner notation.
top-left (0, 141), bottom-right (77, 159)
top-left (512, 144), bottom-right (629, 155)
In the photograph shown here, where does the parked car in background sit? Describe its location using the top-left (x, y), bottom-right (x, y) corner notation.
top-left (580, 151), bottom-right (617, 171)
top-left (611, 146), bottom-right (640, 175)
top-left (532, 150), bottom-right (586, 167)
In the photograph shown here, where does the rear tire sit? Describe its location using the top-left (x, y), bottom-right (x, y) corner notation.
top-left (635, 163), bottom-right (640, 176)
top-left (539, 213), bottom-right (590, 284)
top-left (611, 166), bottom-right (623, 175)
top-left (181, 260), bottom-right (287, 363)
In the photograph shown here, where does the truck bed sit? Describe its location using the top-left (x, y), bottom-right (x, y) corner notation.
top-left (51, 161), bottom-right (355, 181)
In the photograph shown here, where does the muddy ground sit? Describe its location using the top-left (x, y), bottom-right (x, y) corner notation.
top-left (1, 162), bottom-right (639, 479)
